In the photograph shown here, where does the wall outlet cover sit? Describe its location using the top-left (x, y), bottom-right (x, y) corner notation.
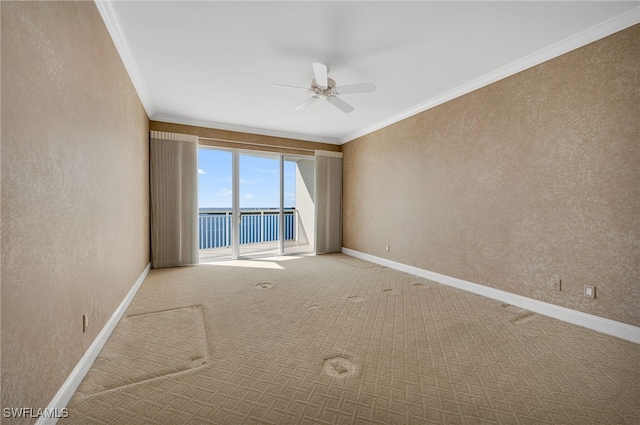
top-left (584, 285), bottom-right (596, 299)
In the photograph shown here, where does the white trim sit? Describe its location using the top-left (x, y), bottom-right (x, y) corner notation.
top-left (36, 263), bottom-right (151, 425)
top-left (279, 155), bottom-right (285, 255)
top-left (152, 113), bottom-right (342, 146)
top-left (95, 0), bottom-right (638, 147)
top-left (342, 248), bottom-right (640, 345)
top-left (94, 0), bottom-right (154, 117)
top-left (339, 6), bottom-right (640, 144)
top-left (313, 157), bottom-right (319, 255)
top-left (232, 150), bottom-right (240, 260)
top-left (315, 150), bottom-right (343, 158)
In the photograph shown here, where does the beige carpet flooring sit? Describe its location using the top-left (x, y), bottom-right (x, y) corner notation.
top-left (62, 253), bottom-right (640, 424)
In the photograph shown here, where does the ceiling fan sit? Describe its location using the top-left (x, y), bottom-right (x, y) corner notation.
top-left (271, 62), bottom-right (376, 113)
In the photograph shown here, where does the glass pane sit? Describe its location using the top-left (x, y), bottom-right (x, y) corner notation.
top-left (239, 153), bottom-right (281, 257)
top-left (198, 148), bottom-right (232, 261)
top-left (284, 156), bottom-right (315, 254)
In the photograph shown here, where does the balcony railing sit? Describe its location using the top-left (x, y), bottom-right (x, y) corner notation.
top-left (199, 209), bottom-right (297, 250)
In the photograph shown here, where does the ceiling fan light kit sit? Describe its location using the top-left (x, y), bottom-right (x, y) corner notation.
top-left (272, 62), bottom-right (376, 114)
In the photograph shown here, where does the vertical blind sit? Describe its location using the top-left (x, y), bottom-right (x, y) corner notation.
top-left (315, 150), bottom-right (343, 254)
top-left (149, 131), bottom-right (199, 268)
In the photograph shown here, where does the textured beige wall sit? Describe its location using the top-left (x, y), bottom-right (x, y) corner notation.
top-left (1, 1), bottom-right (150, 420)
top-left (343, 25), bottom-right (640, 327)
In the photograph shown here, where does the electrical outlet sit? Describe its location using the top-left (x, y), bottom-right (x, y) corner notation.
top-left (550, 278), bottom-right (561, 291)
top-left (584, 285), bottom-right (596, 299)
top-left (82, 314), bottom-right (88, 333)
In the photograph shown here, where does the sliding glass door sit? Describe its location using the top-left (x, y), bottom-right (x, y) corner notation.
top-left (198, 147), bottom-right (314, 261)
top-left (198, 149), bottom-right (233, 261)
top-left (238, 152), bottom-right (281, 257)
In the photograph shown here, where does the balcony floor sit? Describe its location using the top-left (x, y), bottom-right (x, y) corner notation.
top-left (199, 240), bottom-right (313, 262)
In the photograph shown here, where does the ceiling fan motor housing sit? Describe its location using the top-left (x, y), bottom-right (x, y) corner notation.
top-left (270, 62), bottom-right (373, 113)
top-left (311, 78), bottom-right (337, 97)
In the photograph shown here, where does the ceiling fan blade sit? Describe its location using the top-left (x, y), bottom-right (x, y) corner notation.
top-left (312, 62), bottom-right (328, 88)
top-left (270, 83), bottom-right (311, 91)
top-left (327, 96), bottom-right (354, 113)
top-left (295, 96), bottom-right (320, 110)
top-left (335, 82), bottom-right (376, 95)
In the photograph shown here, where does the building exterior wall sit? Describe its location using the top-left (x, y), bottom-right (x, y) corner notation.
top-left (295, 158), bottom-right (316, 250)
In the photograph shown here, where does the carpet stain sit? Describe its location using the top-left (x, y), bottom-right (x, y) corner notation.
top-left (510, 311), bottom-right (537, 324)
top-left (323, 356), bottom-right (355, 378)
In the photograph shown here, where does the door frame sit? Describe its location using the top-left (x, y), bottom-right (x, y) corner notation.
top-left (199, 146), bottom-right (313, 260)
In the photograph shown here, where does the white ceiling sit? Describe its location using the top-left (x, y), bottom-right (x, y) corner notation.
top-left (97, 1), bottom-right (639, 144)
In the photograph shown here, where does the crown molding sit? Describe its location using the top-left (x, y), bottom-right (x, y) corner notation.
top-left (340, 6), bottom-right (640, 144)
top-left (95, 0), bottom-right (638, 146)
top-left (94, 0), bottom-right (155, 117)
top-left (151, 113), bottom-right (342, 145)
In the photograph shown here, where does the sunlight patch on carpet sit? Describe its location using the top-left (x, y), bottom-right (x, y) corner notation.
top-left (203, 260), bottom-right (284, 269)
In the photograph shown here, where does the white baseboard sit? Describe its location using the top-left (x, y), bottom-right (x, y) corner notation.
top-left (342, 248), bottom-right (640, 344)
top-left (36, 263), bottom-right (151, 425)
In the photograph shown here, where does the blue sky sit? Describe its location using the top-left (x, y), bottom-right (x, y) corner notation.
top-left (198, 148), bottom-right (296, 209)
